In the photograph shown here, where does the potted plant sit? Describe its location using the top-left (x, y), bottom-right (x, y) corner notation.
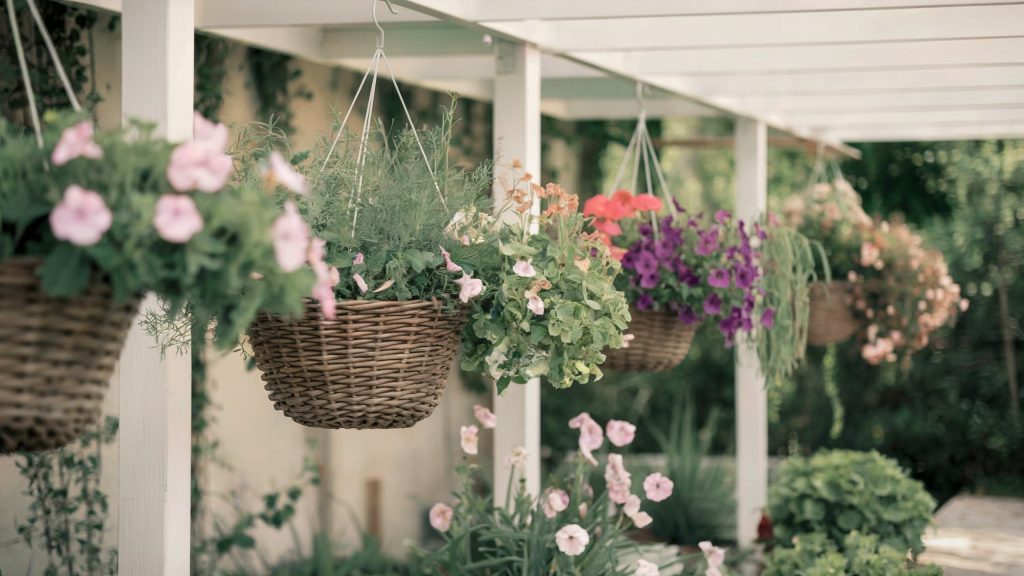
top-left (0, 113), bottom-right (311, 452)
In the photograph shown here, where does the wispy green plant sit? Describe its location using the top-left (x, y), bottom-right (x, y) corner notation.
top-left (645, 393), bottom-right (736, 546)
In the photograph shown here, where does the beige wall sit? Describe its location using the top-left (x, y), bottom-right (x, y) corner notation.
top-left (1, 18), bottom-right (489, 574)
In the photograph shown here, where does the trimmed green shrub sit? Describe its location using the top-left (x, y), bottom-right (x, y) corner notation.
top-left (768, 450), bottom-right (935, 556)
top-left (765, 532), bottom-right (943, 576)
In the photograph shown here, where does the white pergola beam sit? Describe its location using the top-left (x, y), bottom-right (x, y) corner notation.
top-left (321, 23), bottom-right (488, 59)
top-left (824, 123), bottom-right (1024, 142)
top-left (541, 98), bottom-right (718, 121)
top-left (724, 87), bottom-right (1024, 115)
top-left (118, 0), bottom-right (193, 574)
top-left (198, 0), bottom-right (434, 27)
top-left (789, 107), bottom-right (1024, 129)
top-left (484, 4), bottom-right (1024, 52)
top-left (492, 40), bottom-right (542, 502)
top-left (651, 65), bottom-right (1024, 96)
top-left (445, 0), bottom-right (1015, 21)
top-left (733, 117), bottom-right (768, 548)
top-left (586, 37), bottom-right (1024, 76)
top-left (325, 53), bottom-right (600, 81)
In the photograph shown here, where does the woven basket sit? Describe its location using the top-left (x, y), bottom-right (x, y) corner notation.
top-left (807, 281), bottom-right (859, 346)
top-left (0, 257), bottom-right (138, 453)
top-left (248, 299), bottom-right (466, 430)
top-left (604, 307), bottom-right (698, 373)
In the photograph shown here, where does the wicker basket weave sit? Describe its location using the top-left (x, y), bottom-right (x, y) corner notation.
top-left (807, 281), bottom-right (859, 346)
top-left (0, 257), bottom-right (138, 453)
top-left (604, 307), bottom-right (698, 373)
top-left (248, 299), bottom-right (466, 430)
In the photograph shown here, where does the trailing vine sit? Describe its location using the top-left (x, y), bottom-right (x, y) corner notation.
top-left (194, 34), bottom-right (229, 121)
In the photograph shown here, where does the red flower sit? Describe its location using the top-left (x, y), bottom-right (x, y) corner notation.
top-left (608, 190), bottom-right (636, 220)
top-left (593, 219), bottom-right (623, 237)
top-left (630, 194), bottom-right (663, 212)
top-left (583, 195), bottom-right (610, 219)
top-left (608, 246), bottom-right (627, 261)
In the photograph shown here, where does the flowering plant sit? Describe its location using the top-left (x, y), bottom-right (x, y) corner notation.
top-left (461, 167), bottom-right (631, 392)
top-left (783, 179), bottom-right (966, 364)
top-left (0, 113), bottom-right (311, 348)
top-left (586, 192), bottom-right (773, 345)
top-left (416, 408), bottom-right (730, 575)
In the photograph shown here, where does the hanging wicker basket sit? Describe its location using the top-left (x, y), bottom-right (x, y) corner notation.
top-left (807, 281), bottom-right (859, 346)
top-left (248, 299), bottom-right (466, 430)
top-left (604, 307), bottom-right (698, 373)
top-left (0, 257), bottom-right (138, 453)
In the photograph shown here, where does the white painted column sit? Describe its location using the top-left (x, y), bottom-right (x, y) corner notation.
top-left (492, 39), bottom-right (542, 501)
top-left (118, 1), bottom-right (194, 574)
top-left (733, 117), bottom-right (768, 547)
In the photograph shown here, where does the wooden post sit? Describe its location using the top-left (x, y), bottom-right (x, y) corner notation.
top-left (118, 0), bottom-right (194, 573)
top-left (733, 117), bottom-right (768, 547)
top-left (492, 39), bottom-right (542, 502)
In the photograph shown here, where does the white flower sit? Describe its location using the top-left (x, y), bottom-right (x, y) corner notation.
top-left (525, 290), bottom-right (545, 315)
top-left (635, 559), bottom-right (660, 576)
top-left (554, 524), bottom-right (589, 557)
top-left (459, 425), bottom-right (479, 455)
top-left (474, 405), bottom-right (497, 429)
top-left (505, 446), bottom-right (528, 467)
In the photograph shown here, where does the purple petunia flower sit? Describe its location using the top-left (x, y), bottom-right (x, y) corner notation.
top-left (715, 210), bottom-right (732, 223)
top-left (638, 222), bottom-right (654, 239)
top-left (635, 250), bottom-right (659, 276)
top-left (636, 293), bottom-right (655, 311)
top-left (703, 293), bottom-right (722, 316)
top-left (761, 308), bottom-right (775, 329)
top-left (654, 238), bottom-right (676, 263)
top-left (708, 268), bottom-right (731, 288)
top-left (640, 271), bottom-right (661, 289)
top-left (678, 306), bottom-right (701, 325)
top-left (695, 229), bottom-right (719, 256)
top-left (734, 265), bottom-right (755, 289)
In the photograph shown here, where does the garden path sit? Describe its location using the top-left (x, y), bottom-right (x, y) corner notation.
top-left (920, 495), bottom-right (1024, 576)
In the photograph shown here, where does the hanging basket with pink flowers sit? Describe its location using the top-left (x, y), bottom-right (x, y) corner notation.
top-left (0, 4), bottom-right (312, 452)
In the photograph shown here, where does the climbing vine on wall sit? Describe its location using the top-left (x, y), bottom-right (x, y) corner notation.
top-left (247, 47), bottom-right (312, 135)
top-left (194, 34), bottom-right (229, 121)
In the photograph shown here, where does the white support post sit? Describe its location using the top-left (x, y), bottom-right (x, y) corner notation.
top-left (492, 39), bottom-right (542, 501)
top-left (118, 0), bottom-right (194, 574)
top-left (733, 117), bottom-right (768, 548)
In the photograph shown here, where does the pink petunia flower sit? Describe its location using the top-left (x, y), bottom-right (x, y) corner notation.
top-left (606, 420), bottom-right (636, 447)
top-left (699, 541), bottom-right (726, 576)
top-left (265, 151), bottom-right (307, 194)
top-left (513, 260), bottom-right (536, 278)
top-left (630, 511), bottom-right (653, 529)
top-left (455, 274), bottom-right (483, 303)
top-left (554, 524), bottom-right (589, 557)
top-left (352, 273), bottom-right (368, 294)
top-left (473, 405), bottom-right (497, 429)
top-left (643, 473), bottom-right (674, 502)
top-left (49, 185), bottom-right (112, 246)
top-left (460, 425), bottom-right (479, 455)
top-left (272, 202), bottom-right (309, 272)
top-left (308, 238), bottom-right (338, 319)
top-left (505, 446), bottom-right (528, 467)
top-left (635, 559), bottom-right (660, 576)
top-left (353, 252), bottom-right (364, 265)
top-left (542, 488), bottom-right (570, 519)
top-left (51, 121), bottom-right (103, 166)
top-left (439, 246), bottom-right (462, 272)
top-left (605, 454), bottom-right (632, 505)
top-left (153, 194), bottom-right (203, 243)
top-left (525, 290), bottom-right (545, 316)
top-left (428, 503), bottom-right (453, 532)
top-left (569, 413), bottom-right (604, 466)
top-left (166, 113), bottom-right (233, 193)
top-left (623, 494), bottom-right (642, 517)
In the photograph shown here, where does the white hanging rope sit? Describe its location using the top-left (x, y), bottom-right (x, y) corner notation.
top-left (6, 0), bottom-right (43, 147)
top-left (315, 0), bottom-right (447, 238)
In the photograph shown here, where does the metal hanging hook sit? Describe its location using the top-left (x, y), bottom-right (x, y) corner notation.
top-left (373, 0), bottom-right (399, 48)
top-left (635, 81), bottom-right (648, 113)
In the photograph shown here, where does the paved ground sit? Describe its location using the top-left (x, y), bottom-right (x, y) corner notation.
top-left (920, 495), bottom-right (1024, 576)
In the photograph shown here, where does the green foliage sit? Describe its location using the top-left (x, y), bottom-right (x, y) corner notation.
top-left (0, 114), bottom-right (311, 350)
top-left (644, 394), bottom-right (736, 546)
top-left (768, 450), bottom-right (936, 557)
top-left (462, 178), bottom-right (631, 392)
top-left (14, 416), bottom-right (119, 575)
top-left (195, 34), bottom-right (230, 121)
top-left (247, 48), bottom-right (312, 135)
top-left (765, 532), bottom-right (943, 576)
top-left (264, 534), bottom-right (412, 576)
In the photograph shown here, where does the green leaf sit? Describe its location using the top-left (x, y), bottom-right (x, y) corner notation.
top-left (39, 243), bottom-right (92, 297)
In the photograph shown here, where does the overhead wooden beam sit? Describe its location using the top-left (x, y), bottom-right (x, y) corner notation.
top-left (824, 123), bottom-right (1024, 142)
top-left (484, 4), bottom-right (1024, 52)
top-left (652, 136), bottom-right (859, 158)
top-left (788, 106), bottom-right (1024, 129)
top-left (722, 87), bottom-right (1024, 114)
top-left (197, 0), bottom-right (433, 27)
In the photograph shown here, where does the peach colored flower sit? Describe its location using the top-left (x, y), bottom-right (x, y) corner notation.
top-left (554, 524), bottom-right (589, 557)
top-left (153, 194), bottom-right (203, 243)
top-left (473, 405), bottom-right (497, 429)
top-left (265, 151), bottom-right (307, 194)
top-left (49, 185), bottom-right (112, 246)
top-left (606, 420), bottom-right (636, 447)
top-left (460, 425), bottom-right (479, 455)
top-left (643, 473), bottom-right (673, 502)
top-left (429, 503), bottom-right (453, 532)
top-left (272, 202), bottom-right (309, 272)
top-left (51, 121), bottom-right (102, 166)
